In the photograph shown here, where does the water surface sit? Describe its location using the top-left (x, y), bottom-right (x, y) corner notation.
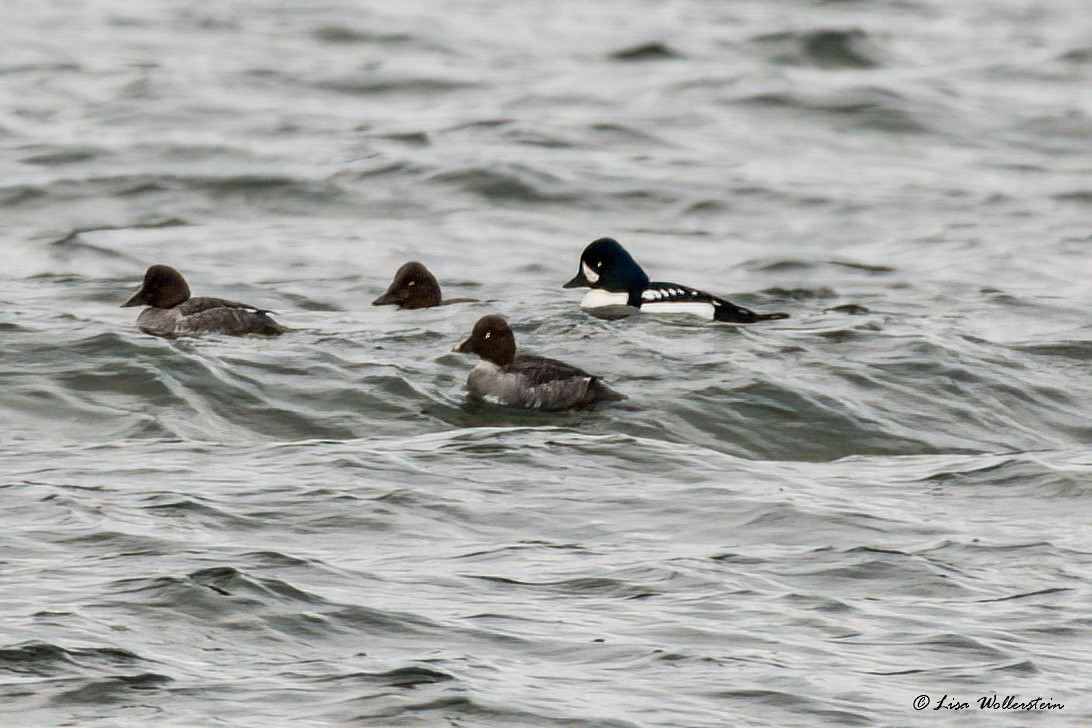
top-left (1, 1), bottom-right (1090, 725)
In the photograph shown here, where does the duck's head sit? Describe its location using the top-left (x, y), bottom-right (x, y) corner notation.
top-left (453, 314), bottom-right (516, 367)
top-left (373, 261), bottom-right (442, 309)
top-left (563, 237), bottom-right (649, 292)
top-left (122, 265), bottom-right (191, 309)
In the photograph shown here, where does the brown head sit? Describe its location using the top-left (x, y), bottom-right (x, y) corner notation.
top-left (121, 265), bottom-right (191, 309)
top-left (453, 314), bottom-right (516, 366)
top-left (372, 261), bottom-right (442, 309)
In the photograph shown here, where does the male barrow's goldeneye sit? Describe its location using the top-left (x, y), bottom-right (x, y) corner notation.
top-left (452, 315), bottom-right (624, 411)
top-left (122, 264), bottom-right (285, 338)
top-left (563, 237), bottom-right (789, 323)
top-left (373, 261), bottom-right (477, 309)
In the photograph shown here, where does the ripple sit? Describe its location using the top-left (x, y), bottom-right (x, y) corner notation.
top-left (738, 85), bottom-right (932, 133)
top-left (308, 664), bottom-right (454, 687)
top-left (710, 690), bottom-right (872, 727)
top-left (311, 25), bottom-right (414, 45)
top-left (428, 165), bottom-right (580, 202)
top-left (0, 642), bottom-right (144, 678)
top-left (0, 172), bottom-right (351, 214)
top-left (467, 575), bottom-right (660, 599)
top-left (1008, 340), bottom-right (1092, 362)
top-left (313, 74), bottom-right (477, 96)
top-left (753, 28), bottom-right (884, 69)
top-left (50, 672), bottom-right (172, 705)
top-left (609, 42), bottom-right (683, 62)
top-left (19, 146), bottom-right (104, 166)
top-left (0, 62), bottom-right (82, 75)
top-left (918, 457), bottom-right (1091, 497)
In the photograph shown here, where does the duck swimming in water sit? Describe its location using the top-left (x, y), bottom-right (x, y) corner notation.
top-left (122, 264), bottom-right (285, 338)
top-left (373, 261), bottom-right (477, 309)
top-left (372, 262), bottom-right (443, 309)
top-left (564, 237), bottom-right (789, 323)
top-left (453, 314), bottom-right (624, 411)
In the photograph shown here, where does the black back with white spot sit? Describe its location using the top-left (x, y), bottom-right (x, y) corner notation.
top-left (640, 282), bottom-right (789, 323)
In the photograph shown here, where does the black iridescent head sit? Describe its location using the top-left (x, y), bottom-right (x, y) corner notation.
top-left (563, 237), bottom-right (650, 292)
top-left (121, 265), bottom-right (191, 309)
top-left (372, 261), bottom-right (442, 309)
top-left (453, 314), bottom-right (516, 367)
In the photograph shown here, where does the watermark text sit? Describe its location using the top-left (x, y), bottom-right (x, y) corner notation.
top-left (914, 694), bottom-right (1064, 712)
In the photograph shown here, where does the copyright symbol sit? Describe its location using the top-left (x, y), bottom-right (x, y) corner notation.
top-left (914, 695), bottom-right (930, 711)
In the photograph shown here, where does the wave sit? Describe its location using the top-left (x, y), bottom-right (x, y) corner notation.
top-left (752, 28), bottom-right (883, 69)
top-left (428, 165), bottom-right (581, 203)
top-left (610, 42), bottom-right (683, 62)
top-left (737, 84), bottom-right (933, 133)
top-left (0, 172), bottom-right (352, 215)
top-left (0, 641), bottom-right (145, 678)
top-left (310, 26), bottom-right (415, 46)
top-left (312, 74), bottom-right (478, 96)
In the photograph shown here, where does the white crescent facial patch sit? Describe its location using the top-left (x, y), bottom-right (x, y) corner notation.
top-left (582, 261), bottom-right (599, 284)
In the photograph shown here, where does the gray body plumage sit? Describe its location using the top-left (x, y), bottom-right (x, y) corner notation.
top-left (135, 297), bottom-right (285, 338)
top-left (466, 355), bottom-right (624, 411)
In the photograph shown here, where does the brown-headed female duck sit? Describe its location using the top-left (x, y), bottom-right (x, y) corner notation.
top-left (373, 261), bottom-right (477, 309)
top-left (453, 314), bottom-right (624, 410)
top-left (122, 264), bottom-right (285, 338)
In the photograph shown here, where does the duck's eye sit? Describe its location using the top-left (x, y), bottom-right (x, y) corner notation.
top-left (407, 280), bottom-right (416, 286)
top-left (484, 332), bottom-right (491, 339)
top-left (596, 261), bottom-right (602, 268)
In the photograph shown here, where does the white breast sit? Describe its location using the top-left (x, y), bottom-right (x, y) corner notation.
top-left (580, 289), bottom-right (630, 309)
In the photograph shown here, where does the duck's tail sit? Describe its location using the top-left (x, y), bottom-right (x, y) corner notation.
top-left (714, 302), bottom-right (790, 324)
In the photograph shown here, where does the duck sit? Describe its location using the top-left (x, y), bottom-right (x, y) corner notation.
top-left (452, 315), bottom-right (624, 410)
top-left (372, 262), bottom-right (443, 309)
top-left (121, 264), bottom-right (285, 338)
top-left (372, 261), bottom-right (478, 309)
top-left (564, 237), bottom-right (789, 323)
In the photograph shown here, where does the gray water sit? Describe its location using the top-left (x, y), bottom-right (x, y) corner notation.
top-left (2, 1), bottom-right (1091, 725)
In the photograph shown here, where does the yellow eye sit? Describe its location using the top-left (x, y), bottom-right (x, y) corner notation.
top-left (596, 261), bottom-right (602, 268)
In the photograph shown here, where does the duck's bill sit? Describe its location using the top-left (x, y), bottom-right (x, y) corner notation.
top-left (563, 270), bottom-right (589, 288)
top-left (452, 338), bottom-right (470, 353)
top-left (121, 289), bottom-right (147, 308)
top-left (372, 290), bottom-right (399, 306)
